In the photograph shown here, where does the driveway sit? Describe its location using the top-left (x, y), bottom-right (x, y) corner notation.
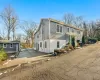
top-left (17, 49), bottom-right (48, 58)
top-left (1, 43), bottom-right (100, 80)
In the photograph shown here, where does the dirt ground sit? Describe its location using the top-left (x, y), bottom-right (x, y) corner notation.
top-left (1, 42), bottom-right (100, 80)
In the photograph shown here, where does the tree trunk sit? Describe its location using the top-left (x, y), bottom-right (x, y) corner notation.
top-left (8, 29), bottom-right (10, 40)
top-left (13, 29), bottom-right (15, 40)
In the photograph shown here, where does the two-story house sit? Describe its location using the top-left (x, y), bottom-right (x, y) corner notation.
top-left (34, 18), bottom-right (83, 53)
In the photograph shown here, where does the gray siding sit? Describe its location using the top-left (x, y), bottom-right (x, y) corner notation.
top-left (50, 21), bottom-right (82, 41)
top-left (42, 19), bottom-right (49, 40)
top-left (0, 43), bottom-right (20, 53)
top-left (50, 21), bottom-right (69, 40)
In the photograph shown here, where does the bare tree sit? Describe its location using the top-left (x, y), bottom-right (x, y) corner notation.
top-left (20, 21), bottom-right (37, 47)
top-left (16, 34), bottom-right (22, 41)
top-left (63, 13), bottom-right (84, 28)
top-left (0, 30), bottom-right (6, 39)
top-left (73, 16), bottom-right (83, 28)
top-left (63, 13), bottom-right (75, 24)
top-left (0, 5), bottom-right (18, 40)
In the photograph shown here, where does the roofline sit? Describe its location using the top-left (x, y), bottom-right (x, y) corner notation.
top-left (34, 18), bottom-right (84, 35)
top-left (48, 18), bottom-right (83, 31)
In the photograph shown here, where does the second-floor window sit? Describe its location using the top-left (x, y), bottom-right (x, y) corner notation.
top-left (67, 28), bottom-right (69, 32)
top-left (57, 25), bottom-right (62, 33)
top-left (37, 35), bottom-right (39, 38)
top-left (77, 31), bottom-right (80, 34)
top-left (72, 29), bottom-right (74, 33)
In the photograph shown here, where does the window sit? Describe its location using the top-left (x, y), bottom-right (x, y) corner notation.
top-left (40, 42), bottom-right (42, 47)
top-left (60, 26), bottom-right (62, 32)
top-left (57, 25), bottom-right (62, 33)
top-left (57, 25), bottom-right (59, 32)
top-left (37, 35), bottom-right (39, 38)
top-left (3, 44), bottom-right (7, 48)
top-left (67, 28), bottom-right (69, 32)
top-left (10, 43), bottom-right (13, 48)
top-left (72, 29), bottom-right (74, 33)
top-left (57, 41), bottom-right (60, 48)
top-left (77, 31), bottom-right (80, 34)
top-left (45, 41), bottom-right (47, 48)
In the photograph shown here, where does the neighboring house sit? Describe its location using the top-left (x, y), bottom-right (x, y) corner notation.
top-left (0, 40), bottom-right (20, 54)
top-left (34, 18), bottom-right (83, 53)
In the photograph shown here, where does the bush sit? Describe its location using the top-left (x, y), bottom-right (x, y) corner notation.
top-left (64, 46), bottom-right (70, 51)
top-left (82, 35), bottom-right (85, 45)
top-left (0, 47), bottom-right (7, 61)
top-left (71, 37), bottom-right (75, 48)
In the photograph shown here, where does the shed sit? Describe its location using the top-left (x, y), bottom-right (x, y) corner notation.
top-left (0, 40), bottom-right (20, 54)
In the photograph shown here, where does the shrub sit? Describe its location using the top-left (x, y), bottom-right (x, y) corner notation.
top-left (71, 37), bottom-right (75, 48)
top-left (82, 35), bottom-right (85, 45)
top-left (64, 46), bottom-right (70, 51)
top-left (0, 47), bottom-right (7, 61)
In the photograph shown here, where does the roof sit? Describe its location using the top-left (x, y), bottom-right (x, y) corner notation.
top-left (34, 18), bottom-right (83, 35)
top-left (0, 40), bottom-right (20, 44)
top-left (49, 18), bottom-right (83, 31)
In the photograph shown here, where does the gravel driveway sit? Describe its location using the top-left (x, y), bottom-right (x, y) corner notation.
top-left (1, 42), bottom-right (100, 80)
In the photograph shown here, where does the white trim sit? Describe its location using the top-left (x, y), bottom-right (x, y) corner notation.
top-left (3, 44), bottom-right (7, 48)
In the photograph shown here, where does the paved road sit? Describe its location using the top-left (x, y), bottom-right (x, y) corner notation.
top-left (1, 42), bottom-right (100, 80)
top-left (17, 49), bottom-right (48, 58)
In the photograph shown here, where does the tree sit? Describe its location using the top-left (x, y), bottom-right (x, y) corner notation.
top-left (83, 21), bottom-right (88, 38)
top-left (0, 30), bottom-right (6, 39)
top-left (71, 36), bottom-right (75, 48)
top-left (63, 13), bottom-right (75, 24)
top-left (0, 5), bottom-right (18, 40)
top-left (73, 16), bottom-right (83, 28)
top-left (82, 35), bottom-right (85, 45)
top-left (63, 13), bottom-right (84, 28)
top-left (20, 21), bottom-right (37, 47)
top-left (16, 34), bottom-right (22, 41)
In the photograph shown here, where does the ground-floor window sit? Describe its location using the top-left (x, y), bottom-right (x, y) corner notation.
top-left (57, 41), bottom-right (60, 48)
top-left (40, 42), bottom-right (42, 47)
top-left (10, 43), bottom-right (13, 48)
top-left (45, 41), bottom-right (47, 48)
top-left (3, 44), bottom-right (7, 48)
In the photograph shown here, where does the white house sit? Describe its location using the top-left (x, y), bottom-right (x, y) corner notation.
top-left (34, 18), bottom-right (83, 53)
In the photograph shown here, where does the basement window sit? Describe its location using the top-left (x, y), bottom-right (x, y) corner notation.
top-left (57, 41), bottom-right (60, 48)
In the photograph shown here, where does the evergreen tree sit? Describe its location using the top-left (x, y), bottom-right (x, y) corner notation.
top-left (82, 35), bottom-right (85, 45)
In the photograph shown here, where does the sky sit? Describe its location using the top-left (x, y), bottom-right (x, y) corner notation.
top-left (0, 0), bottom-right (100, 34)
